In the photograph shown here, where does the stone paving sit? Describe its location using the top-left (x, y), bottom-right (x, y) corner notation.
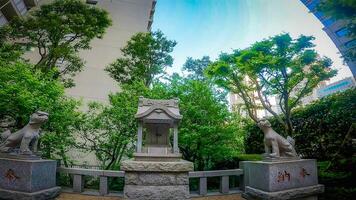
top-left (57, 193), bottom-right (244, 200)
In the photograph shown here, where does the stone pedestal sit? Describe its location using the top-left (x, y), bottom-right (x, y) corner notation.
top-left (241, 159), bottom-right (324, 200)
top-left (0, 158), bottom-right (60, 200)
top-left (121, 159), bottom-right (193, 200)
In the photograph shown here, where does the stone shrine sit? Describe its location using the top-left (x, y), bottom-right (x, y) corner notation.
top-left (121, 97), bottom-right (193, 200)
top-left (241, 119), bottom-right (324, 200)
top-left (0, 111), bottom-right (60, 200)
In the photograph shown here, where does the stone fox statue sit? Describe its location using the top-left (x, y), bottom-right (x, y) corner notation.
top-left (0, 111), bottom-right (49, 155)
top-left (257, 118), bottom-right (298, 158)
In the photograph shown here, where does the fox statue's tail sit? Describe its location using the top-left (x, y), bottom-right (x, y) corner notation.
top-left (287, 136), bottom-right (295, 147)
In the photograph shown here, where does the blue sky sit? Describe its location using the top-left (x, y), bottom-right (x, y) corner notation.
top-left (152, 0), bottom-right (353, 82)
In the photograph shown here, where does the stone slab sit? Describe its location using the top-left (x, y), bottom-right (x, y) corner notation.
top-left (0, 158), bottom-right (57, 193)
top-left (0, 186), bottom-right (61, 200)
top-left (242, 159), bottom-right (318, 192)
top-left (121, 160), bottom-right (193, 172)
top-left (243, 184), bottom-right (324, 200)
top-left (125, 172), bottom-right (188, 185)
top-left (124, 185), bottom-right (190, 200)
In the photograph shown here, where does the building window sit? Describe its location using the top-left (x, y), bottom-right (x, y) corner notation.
top-left (86, 0), bottom-right (98, 5)
top-left (345, 40), bottom-right (356, 48)
top-left (322, 18), bottom-right (335, 27)
top-left (335, 27), bottom-right (349, 37)
top-left (307, 0), bottom-right (320, 10)
top-left (315, 11), bottom-right (324, 19)
top-left (13, 0), bottom-right (28, 15)
top-left (0, 16), bottom-right (7, 27)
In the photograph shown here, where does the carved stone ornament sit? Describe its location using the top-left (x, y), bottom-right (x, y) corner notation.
top-left (257, 118), bottom-right (298, 161)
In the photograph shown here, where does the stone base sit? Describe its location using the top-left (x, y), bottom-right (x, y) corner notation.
top-left (0, 158), bottom-right (59, 195)
top-left (241, 159), bottom-right (323, 200)
top-left (124, 185), bottom-right (190, 200)
top-left (243, 185), bottom-right (324, 200)
top-left (121, 159), bottom-right (193, 200)
top-left (0, 186), bottom-right (61, 200)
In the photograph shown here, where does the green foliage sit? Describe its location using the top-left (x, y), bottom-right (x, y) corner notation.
top-left (243, 120), bottom-right (265, 154)
top-left (212, 154), bottom-right (262, 170)
top-left (318, 159), bottom-right (356, 200)
top-left (76, 82), bottom-right (150, 170)
top-left (148, 77), bottom-right (243, 170)
top-left (8, 0), bottom-right (111, 87)
top-left (244, 88), bottom-right (356, 161)
top-left (106, 30), bottom-right (176, 86)
top-left (0, 27), bottom-right (23, 62)
top-left (236, 154), bottom-right (262, 161)
top-left (0, 60), bottom-right (81, 164)
top-left (182, 56), bottom-right (228, 102)
top-left (183, 56), bottom-right (212, 81)
top-left (207, 33), bottom-right (336, 134)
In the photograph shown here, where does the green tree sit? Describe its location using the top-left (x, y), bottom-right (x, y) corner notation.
top-left (183, 56), bottom-right (212, 80)
top-left (207, 33), bottom-right (336, 134)
top-left (8, 0), bottom-right (111, 87)
top-left (182, 56), bottom-right (227, 102)
top-left (0, 60), bottom-right (81, 166)
top-left (106, 30), bottom-right (176, 86)
top-left (76, 82), bottom-right (150, 170)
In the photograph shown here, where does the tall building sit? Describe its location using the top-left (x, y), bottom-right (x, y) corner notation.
top-left (65, 0), bottom-right (156, 104)
top-left (0, 0), bottom-right (38, 26)
top-left (317, 77), bottom-right (355, 98)
top-left (2, 0), bottom-right (156, 104)
top-left (300, 0), bottom-right (356, 78)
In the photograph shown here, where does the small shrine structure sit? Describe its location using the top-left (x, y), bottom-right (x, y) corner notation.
top-left (134, 97), bottom-right (182, 161)
top-left (121, 97), bottom-right (193, 200)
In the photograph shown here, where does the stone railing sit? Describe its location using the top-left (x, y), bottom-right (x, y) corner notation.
top-left (57, 167), bottom-right (244, 197)
top-left (188, 169), bottom-right (244, 197)
top-left (57, 167), bottom-right (125, 196)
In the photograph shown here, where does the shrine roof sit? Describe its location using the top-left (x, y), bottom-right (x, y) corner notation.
top-left (135, 97), bottom-right (182, 120)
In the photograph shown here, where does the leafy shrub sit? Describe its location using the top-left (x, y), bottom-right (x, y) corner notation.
top-left (212, 154), bottom-right (262, 170)
top-left (318, 158), bottom-right (356, 200)
top-left (236, 154), bottom-right (262, 161)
